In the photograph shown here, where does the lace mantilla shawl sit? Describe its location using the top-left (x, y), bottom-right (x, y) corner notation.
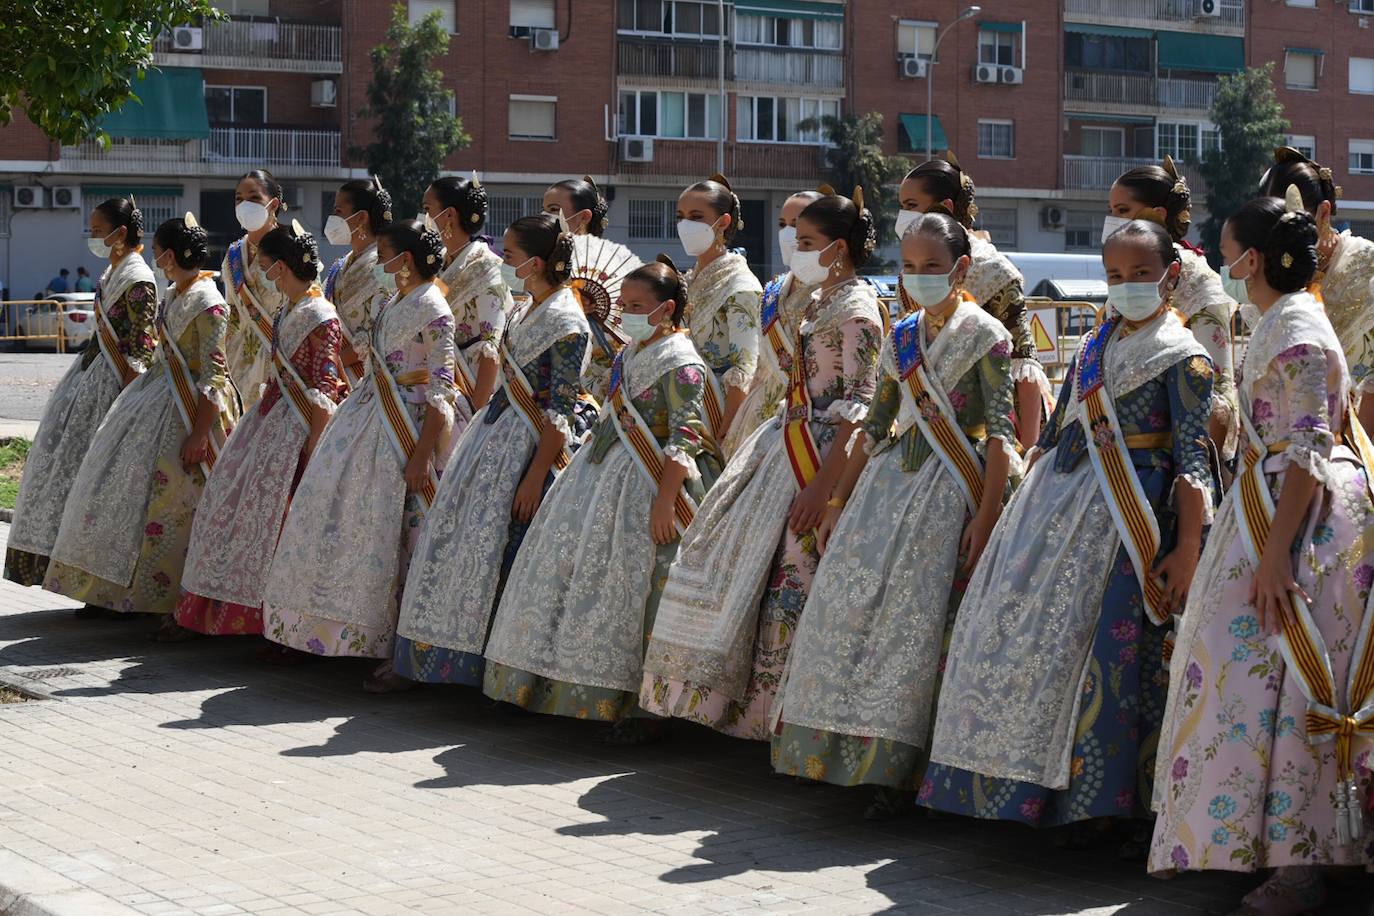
top-left (798, 278), bottom-right (884, 340)
top-left (439, 240), bottom-right (511, 359)
top-left (623, 333), bottom-right (703, 402)
top-left (505, 286), bottom-right (591, 370)
top-left (683, 251), bottom-right (762, 343)
top-left (165, 276), bottom-right (224, 342)
top-left (373, 282), bottom-right (450, 357)
top-left (1175, 246), bottom-right (1235, 328)
top-left (964, 236), bottom-right (1023, 305)
top-left (1320, 231), bottom-right (1374, 358)
top-left (277, 295), bottom-right (339, 369)
top-left (1065, 310), bottom-right (1207, 426)
top-left (331, 244), bottom-right (380, 341)
top-left (101, 253), bottom-right (157, 325)
top-left (1240, 290), bottom-right (1348, 407)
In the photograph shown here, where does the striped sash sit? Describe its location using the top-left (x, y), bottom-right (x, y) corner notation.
top-left (1233, 400), bottom-right (1374, 846)
top-left (1075, 317), bottom-right (1168, 626)
top-left (226, 239), bottom-right (275, 359)
top-left (893, 311), bottom-right (985, 515)
top-left (452, 344), bottom-right (477, 405)
top-left (760, 275), bottom-right (796, 377)
top-left (702, 369), bottom-right (726, 437)
top-left (268, 296), bottom-right (324, 432)
top-left (781, 335), bottom-right (822, 491)
top-left (158, 289), bottom-right (224, 479)
top-left (92, 279), bottom-right (134, 381)
top-left (606, 349), bottom-right (698, 534)
top-left (498, 339), bottom-right (572, 472)
top-left (323, 254), bottom-right (364, 387)
top-left (370, 349), bottom-right (440, 510)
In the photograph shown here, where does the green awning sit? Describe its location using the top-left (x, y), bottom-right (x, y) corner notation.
top-left (83, 185), bottom-right (184, 198)
top-left (99, 68), bottom-right (209, 139)
top-left (899, 114), bottom-right (947, 153)
top-left (1156, 31), bottom-right (1244, 74)
top-left (734, 0), bottom-right (844, 20)
top-left (1064, 22), bottom-right (1153, 39)
top-left (1065, 112), bottom-right (1156, 125)
top-left (980, 21), bottom-right (1023, 34)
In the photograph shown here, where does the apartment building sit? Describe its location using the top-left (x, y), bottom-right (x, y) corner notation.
top-left (1, 0), bottom-right (1372, 297)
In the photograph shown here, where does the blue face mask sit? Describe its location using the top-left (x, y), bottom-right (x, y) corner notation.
top-left (1107, 276), bottom-right (1167, 322)
top-left (618, 303), bottom-right (669, 343)
top-left (901, 268), bottom-right (958, 308)
top-left (1222, 251), bottom-right (1252, 305)
top-left (373, 253), bottom-right (400, 294)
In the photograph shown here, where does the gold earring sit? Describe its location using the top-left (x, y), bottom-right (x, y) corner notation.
top-left (398, 264), bottom-right (411, 285)
top-left (112, 240), bottom-right (124, 257)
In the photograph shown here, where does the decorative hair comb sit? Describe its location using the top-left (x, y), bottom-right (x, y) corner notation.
top-left (184, 211), bottom-right (199, 229)
top-left (471, 170), bottom-right (482, 188)
top-left (1284, 185), bottom-right (1305, 214)
top-left (852, 186), bottom-right (865, 212)
top-left (656, 253), bottom-right (679, 272)
top-left (943, 150), bottom-right (962, 171)
top-left (707, 172), bottom-right (733, 190)
top-left (817, 183), bottom-right (836, 196)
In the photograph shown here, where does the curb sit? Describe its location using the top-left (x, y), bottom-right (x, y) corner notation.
top-left (0, 509), bottom-right (12, 524)
top-left (0, 853), bottom-right (140, 916)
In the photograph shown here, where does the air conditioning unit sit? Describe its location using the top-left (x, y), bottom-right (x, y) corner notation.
top-left (899, 56), bottom-right (927, 79)
top-left (14, 186), bottom-right (44, 209)
top-left (1196, 0), bottom-right (1221, 17)
top-left (532, 28), bottom-right (559, 51)
top-left (974, 64), bottom-right (999, 84)
top-left (1040, 205), bottom-right (1065, 230)
top-left (310, 79), bottom-right (337, 108)
top-left (999, 66), bottom-right (1024, 85)
top-left (51, 186), bottom-right (81, 208)
top-left (171, 26), bottom-right (204, 50)
top-left (620, 136), bottom-right (654, 163)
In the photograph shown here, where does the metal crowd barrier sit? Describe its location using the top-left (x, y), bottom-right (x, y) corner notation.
top-left (0, 300), bottom-right (69, 353)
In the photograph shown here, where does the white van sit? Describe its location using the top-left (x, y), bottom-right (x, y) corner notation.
top-left (1003, 252), bottom-right (1105, 293)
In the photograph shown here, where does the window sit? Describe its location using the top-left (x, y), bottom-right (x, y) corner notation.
top-left (1065, 33), bottom-right (1151, 72)
top-left (626, 90), bottom-right (720, 139)
top-left (628, 199), bottom-right (675, 239)
top-left (1352, 57), bottom-right (1374, 94)
top-left (978, 208), bottom-right (1017, 250)
top-left (487, 195), bottom-right (544, 240)
top-left (1065, 212), bottom-right (1099, 252)
top-left (409, 0), bottom-right (456, 33)
top-left (1202, 126), bottom-right (1222, 157)
top-left (896, 20), bottom-right (936, 59)
top-left (510, 0), bottom-right (555, 33)
top-left (1286, 51), bottom-right (1319, 90)
top-left (978, 30), bottom-right (1018, 67)
top-left (83, 192), bottom-right (178, 231)
top-left (1081, 126), bottom-right (1125, 158)
top-left (1286, 0), bottom-right (1316, 6)
top-left (619, 90), bottom-right (656, 136)
top-left (1353, 0), bottom-right (1374, 12)
top-left (1351, 140), bottom-right (1374, 176)
top-left (1288, 134), bottom-right (1317, 159)
top-left (737, 95), bottom-right (839, 144)
top-left (205, 86), bottom-right (265, 125)
top-left (509, 95), bottom-right (556, 140)
top-left (1157, 121), bottom-right (1215, 163)
top-left (977, 120), bottom-right (1015, 159)
top-left (618, 0), bottom-right (724, 38)
top-left (736, 14), bottom-right (841, 49)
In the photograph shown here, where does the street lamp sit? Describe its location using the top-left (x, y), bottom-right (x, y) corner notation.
top-left (926, 5), bottom-right (981, 163)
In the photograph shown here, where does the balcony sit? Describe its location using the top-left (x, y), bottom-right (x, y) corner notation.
top-left (154, 17), bottom-right (343, 74)
top-left (734, 48), bottom-right (844, 90)
top-left (617, 38), bottom-right (730, 87)
top-left (59, 127), bottom-right (343, 178)
top-left (1064, 0), bottom-right (1243, 34)
top-left (614, 139), bottom-right (825, 189)
top-left (1064, 70), bottom-right (1217, 112)
top-left (1063, 154), bottom-right (1206, 193)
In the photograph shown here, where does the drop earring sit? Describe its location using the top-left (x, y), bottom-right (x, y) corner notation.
top-left (398, 263), bottom-right (411, 286)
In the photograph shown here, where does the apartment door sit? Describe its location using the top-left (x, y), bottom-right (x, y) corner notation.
top-left (737, 198), bottom-right (768, 278)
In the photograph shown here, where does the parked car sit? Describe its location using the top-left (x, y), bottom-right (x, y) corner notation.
top-left (14, 293), bottom-right (95, 349)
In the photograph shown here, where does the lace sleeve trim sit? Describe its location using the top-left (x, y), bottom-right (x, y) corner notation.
top-left (978, 435), bottom-right (1023, 476)
top-left (828, 399), bottom-right (869, 423)
top-left (723, 365), bottom-right (752, 392)
top-left (1010, 358), bottom-right (1053, 400)
top-left (199, 383), bottom-right (231, 412)
top-left (305, 387), bottom-right (338, 416)
top-left (1283, 443), bottom-right (1340, 493)
top-left (1170, 471), bottom-right (1215, 527)
top-left (846, 427), bottom-right (877, 458)
top-left (467, 339), bottom-right (500, 365)
top-left (663, 444), bottom-right (701, 480)
top-left (126, 356), bottom-right (148, 375)
top-left (544, 408), bottom-right (573, 445)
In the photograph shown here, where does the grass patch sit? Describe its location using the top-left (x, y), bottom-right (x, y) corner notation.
top-left (0, 437), bottom-right (31, 511)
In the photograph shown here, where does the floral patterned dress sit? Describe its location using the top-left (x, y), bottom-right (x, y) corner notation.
top-left (483, 332), bottom-right (721, 720)
top-left (5, 255), bottom-right (157, 586)
top-left (174, 292), bottom-right (347, 635)
top-left (1176, 246), bottom-right (1239, 458)
top-left (639, 279), bottom-right (883, 740)
top-left (684, 252), bottom-right (762, 446)
top-left (44, 276), bottom-right (237, 615)
top-left (262, 282), bottom-right (460, 658)
top-left (438, 238), bottom-right (514, 394)
top-left (1318, 232), bottom-right (1374, 396)
top-left (223, 236), bottom-right (288, 413)
top-left (393, 285), bottom-right (597, 684)
top-left (1150, 291), bottom-right (1374, 874)
top-left (922, 309), bottom-right (1215, 826)
top-left (773, 300), bottom-right (1018, 788)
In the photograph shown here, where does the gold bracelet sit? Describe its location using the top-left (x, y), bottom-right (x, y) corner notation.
top-left (826, 497), bottom-right (846, 510)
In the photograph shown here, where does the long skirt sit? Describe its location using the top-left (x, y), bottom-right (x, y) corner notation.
top-left (1149, 449), bottom-right (1374, 873)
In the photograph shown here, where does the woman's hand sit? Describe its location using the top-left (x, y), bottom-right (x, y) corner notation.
top-left (1152, 540), bottom-right (1201, 616)
top-left (959, 507), bottom-right (999, 575)
top-left (511, 471), bottom-right (544, 524)
top-left (180, 431), bottom-right (210, 471)
top-left (788, 479), bottom-right (830, 535)
top-left (816, 504), bottom-right (844, 555)
top-left (403, 450), bottom-right (432, 494)
top-left (650, 493), bottom-right (678, 546)
top-left (1249, 545), bottom-right (1310, 635)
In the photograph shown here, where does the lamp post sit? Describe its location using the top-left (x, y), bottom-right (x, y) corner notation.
top-left (926, 5), bottom-right (981, 162)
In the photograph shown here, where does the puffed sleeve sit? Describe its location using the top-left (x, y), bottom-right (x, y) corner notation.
top-left (662, 362), bottom-right (710, 479)
top-left (979, 338), bottom-right (1018, 466)
top-left (545, 332), bottom-right (590, 446)
top-left (422, 313), bottom-right (458, 431)
top-left (856, 337), bottom-right (901, 456)
top-left (832, 316), bottom-right (882, 424)
top-left (298, 317), bottom-right (347, 413)
top-left (467, 279), bottom-right (514, 365)
top-left (722, 289), bottom-right (761, 392)
top-left (1274, 343), bottom-right (1340, 487)
top-left (113, 280), bottom-right (158, 372)
top-left (191, 303), bottom-right (232, 412)
top-left (1166, 353), bottom-right (1216, 523)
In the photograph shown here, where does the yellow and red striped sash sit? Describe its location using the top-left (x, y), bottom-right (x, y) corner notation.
top-left (93, 284), bottom-right (134, 382)
top-left (267, 290), bottom-right (327, 432)
top-left (606, 349), bottom-right (698, 534)
top-left (702, 370), bottom-right (726, 438)
top-left (781, 342), bottom-right (822, 491)
top-left (158, 274), bottom-right (226, 479)
top-left (498, 339), bottom-right (572, 473)
top-left (371, 349), bottom-right (440, 509)
top-left (1233, 399), bottom-right (1374, 845)
top-left (452, 346), bottom-right (477, 406)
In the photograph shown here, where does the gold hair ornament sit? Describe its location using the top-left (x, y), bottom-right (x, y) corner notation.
top-left (816, 183), bottom-right (836, 196)
top-left (852, 186), bottom-right (865, 212)
top-left (184, 211), bottom-right (199, 229)
top-left (1285, 185), bottom-right (1305, 214)
top-left (1281, 252), bottom-right (1295, 268)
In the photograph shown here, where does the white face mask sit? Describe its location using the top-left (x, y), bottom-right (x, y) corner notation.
top-left (790, 240), bottom-right (837, 286)
top-left (677, 218), bottom-right (719, 257)
top-left (901, 267), bottom-right (959, 309)
top-left (618, 303), bottom-right (668, 343)
top-left (500, 256), bottom-right (536, 293)
top-left (87, 229), bottom-right (118, 259)
top-left (894, 208), bottom-right (921, 240)
top-left (1107, 276), bottom-right (1168, 322)
top-left (153, 253), bottom-right (171, 303)
top-left (236, 200), bottom-right (271, 233)
top-left (373, 253), bottom-right (401, 294)
top-left (1222, 252), bottom-right (1253, 305)
top-left (1101, 214), bottom-right (1132, 244)
top-left (777, 226), bottom-right (798, 268)
top-left (323, 212), bottom-right (358, 246)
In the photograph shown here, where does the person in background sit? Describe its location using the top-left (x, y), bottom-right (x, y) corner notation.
top-left (74, 266), bottom-right (95, 293)
top-left (46, 268), bottom-right (71, 295)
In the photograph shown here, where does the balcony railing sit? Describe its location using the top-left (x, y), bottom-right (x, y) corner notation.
top-left (60, 127), bottom-right (342, 176)
top-left (617, 38), bottom-right (730, 83)
top-left (1063, 154), bottom-right (1206, 192)
top-left (734, 48), bottom-right (844, 88)
top-left (1064, 70), bottom-right (1218, 111)
top-left (614, 139), bottom-right (825, 187)
top-left (154, 17), bottom-right (343, 73)
top-left (1064, 0), bottom-right (1243, 30)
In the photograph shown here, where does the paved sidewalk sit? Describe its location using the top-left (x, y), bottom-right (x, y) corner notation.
top-left (0, 524), bottom-right (1365, 915)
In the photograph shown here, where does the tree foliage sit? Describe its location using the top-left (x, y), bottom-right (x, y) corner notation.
top-left (806, 112), bottom-right (912, 252)
top-left (0, 0), bottom-right (220, 146)
top-left (1197, 63), bottom-right (1290, 261)
top-left (352, 4), bottom-right (471, 219)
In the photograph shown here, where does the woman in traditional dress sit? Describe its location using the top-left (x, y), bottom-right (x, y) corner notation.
top-left (920, 220), bottom-right (1214, 844)
top-left (44, 216), bottom-right (237, 638)
top-left (483, 258), bottom-right (721, 736)
top-left (896, 155), bottom-right (1048, 450)
top-left (425, 174), bottom-right (512, 410)
top-left (721, 189), bottom-right (825, 457)
top-left (223, 169), bottom-right (289, 412)
top-left (1108, 159), bottom-right (1237, 458)
top-left (674, 175), bottom-right (763, 453)
top-left (175, 222), bottom-right (346, 638)
top-left (639, 190), bottom-right (884, 741)
top-left (4, 198), bottom-right (156, 595)
top-left (388, 214), bottom-right (597, 689)
top-left (262, 220), bottom-right (459, 662)
top-left (322, 176), bottom-right (392, 382)
top-left (772, 212), bottom-right (1017, 815)
top-left (1256, 148), bottom-right (1374, 437)
top-left (1150, 196), bottom-right (1374, 912)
